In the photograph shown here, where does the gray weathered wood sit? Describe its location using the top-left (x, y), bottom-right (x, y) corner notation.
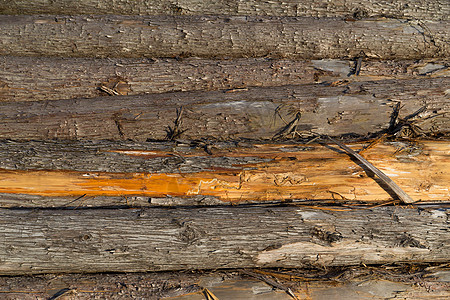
top-left (0, 205), bottom-right (448, 275)
top-left (1, 56), bottom-right (448, 102)
top-left (0, 15), bottom-right (447, 59)
top-left (0, 0), bottom-right (448, 21)
top-left (0, 139), bottom-right (269, 174)
top-left (0, 78), bottom-right (448, 140)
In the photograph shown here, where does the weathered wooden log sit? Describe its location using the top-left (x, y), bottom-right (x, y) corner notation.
top-left (0, 0), bottom-right (448, 21)
top-left (0, 78), bottom-right (448, 140)
top-left (1, 56), bottom-right (448, 102)
top-left (0, 15), bottom-right (448, 60)
top-left (1, 268), bottom-right (449, 299)
top-left (0, 205), bottom-right (448, 275)
top-left (0, 139), bottom-right (447, 206)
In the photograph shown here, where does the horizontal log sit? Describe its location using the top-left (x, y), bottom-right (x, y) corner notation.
top-left (1, 56), bottom-right (448, 102)
top-left (0, 78), bottom-right (448, 140)
top-left (0, 205), bottom-right (448, 275)
top-left (0, 140), bottom-right (447, 206)
top-left (1, 268), bottom-right (449, 299)
top-left (0, 0), bottom-right (448, 21)
top-left (0, 15), bottom-right (448, 59)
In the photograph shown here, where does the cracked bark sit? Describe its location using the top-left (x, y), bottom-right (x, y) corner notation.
top-left (0, 0), bottom-right (448, 21)
top-left (2, 56), bottom-right (448, 102)
top-left (0, 15), bottom-right (447, 60)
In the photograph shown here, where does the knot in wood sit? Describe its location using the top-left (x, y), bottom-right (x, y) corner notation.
top-left (311, 227), bottom-right (343, 245)
top-left (176, 220), bottom-right (204, 245)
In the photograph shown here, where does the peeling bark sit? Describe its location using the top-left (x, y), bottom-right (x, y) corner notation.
top-left (0, 139), bottom-right (447, 206)
top-left (0, 78), bottom-right (448, 140)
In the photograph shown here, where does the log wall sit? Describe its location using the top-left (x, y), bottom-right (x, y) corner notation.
top-left (0, 0), bottom-right (448, 282)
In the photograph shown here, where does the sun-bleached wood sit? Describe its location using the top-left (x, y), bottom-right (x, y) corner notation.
top-left (0, 15), bottom-right (447, 60)
top-left (0, 205), bottom-right (448, 275)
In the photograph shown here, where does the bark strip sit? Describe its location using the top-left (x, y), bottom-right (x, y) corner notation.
top-left (0, 139), bottom-right (447, 206)
top-left (0, 15), bottom-right (447, 59)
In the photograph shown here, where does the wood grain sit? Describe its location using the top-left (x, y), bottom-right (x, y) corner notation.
top-left (0, 78), bottom-right (448, 140)
top-left (0, 205), bottom-right (448, 275)
top-left (0, 15), bottom-right (447, 59)
top-left (0, 0), bottom-right (448, 21)
top-left (0, 268), bottom-right (449, 299)
top-left (0, 140), bottom-right (447, 206)
top-left (1, 56), bottom-right (448, 102)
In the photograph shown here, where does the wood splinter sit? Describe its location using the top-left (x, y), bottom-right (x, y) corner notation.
top-left (239, 269), bottom-right (299, 300)
top-left (326, 136), bottom-right (416, 204)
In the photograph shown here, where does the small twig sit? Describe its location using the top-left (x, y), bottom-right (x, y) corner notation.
top-left (387, 104), bottom-right (429, 137)
top-left (359, 134), bottom-right (387, 155)
top-left (404, 105), bottom-right (427, 121)
top-left (350, 51), bottom-right (365, 76)
top-left (240, 269), bottom-right (299, 300)
top-left (388, 102), bottom-right (402, 132)
top-left (305, 135), bottom-right (320, 145)
top-left (166, 106), bottom-right (186, 141)
top-left (202, 287), bottom-right (220, 300)
top-left (114, 119), bottom-right (125, 138)
top-left (354, 56), bottom-right (363, 76)
top-left (98, 85), bottom-right (119, 96)
top-left (48, 288), bottom-right (76, 300)
top-left (272, 112), bottom-right (302, 140)
top-left (62, 194), bottom-right (86, 207)
top-left (326, 136), bottom-right (415, 204)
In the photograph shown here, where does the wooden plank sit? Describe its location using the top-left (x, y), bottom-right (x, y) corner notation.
top-left (0, 140), bottom-right (448, 206)
top-left (0, 205), bottom-right (448, 274)
top-left (1, 56), bottom-right (448, 102)
top-left (0, 268), bottom-right (449, 299)
top-left (0, 78), bottom-right (448, 140)
top-left (0, 0), bottom-right (448, 21)
top-left (0, 15), bottom-right (448, 60)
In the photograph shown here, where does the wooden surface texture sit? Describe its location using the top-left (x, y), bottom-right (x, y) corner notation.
top-left (0, 15), bottom-right (448, 59)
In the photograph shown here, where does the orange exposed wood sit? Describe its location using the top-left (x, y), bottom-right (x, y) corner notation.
top-left (0, 141), bottom-right (448, 202)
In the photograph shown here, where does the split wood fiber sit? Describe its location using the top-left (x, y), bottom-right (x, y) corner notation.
top-left (0, 0), bottom-right (448, 21)
top-left (0, 56), bottom-right (448, 102)
top-left (0, 269), bottom-right (449, 299)
top-left (0, 15), bottom-right (448, 59)
top-left (0, 205), bottom-right (448, 275)
top-left (0, 140), bottom-right (447, 207)
top-left (0, 78), bottom-right (448, 140)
